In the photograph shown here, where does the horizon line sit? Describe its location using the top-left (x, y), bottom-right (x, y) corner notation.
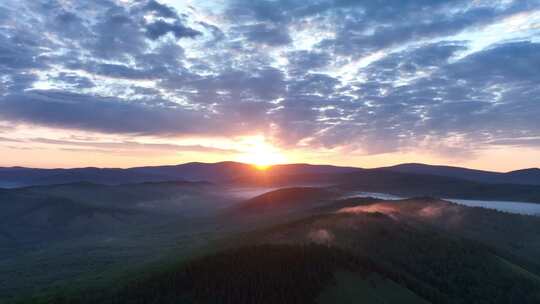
top-left (0, 160), bottom-right (538, 174)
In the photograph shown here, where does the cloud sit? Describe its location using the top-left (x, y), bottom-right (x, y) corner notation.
top-left (0, 90), bottom-right (214, 135)
top-left (447, 41), bottom-right (540, 83)
top-left (287, 50), bottom-right (331, 74)
top-left (145, 20), bottom-right (202, 40)
top-left (319, 5), bottom-right (503, 56)
top-left (237, 23), bottom-right (292, 46)
top-left (30, 138), bottom-right (238, 154)
top-left (0, 0), bottom-right (539, 159)
top-left (142, 0), bottom-right (178, 19)
top-left (55, 73), bottom-right (95, 89)
top-left (0, 137), bottom-right (23, 143)
top-left (488, 137), bottom-right (540, 147)
top-left (90, 63), bottom-right (162, 80)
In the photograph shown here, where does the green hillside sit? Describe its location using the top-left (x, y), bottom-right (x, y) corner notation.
top-left (14, 197), bottom-right (540, 304)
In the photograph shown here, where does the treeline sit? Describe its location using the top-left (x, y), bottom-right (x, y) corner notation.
top-left (15, 244), bottom-right (368, 304)
top-left (333, 212), bottom-right (540, 304)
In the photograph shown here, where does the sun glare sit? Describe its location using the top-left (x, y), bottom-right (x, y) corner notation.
top-left (235, 136), bottom-right (287, 169)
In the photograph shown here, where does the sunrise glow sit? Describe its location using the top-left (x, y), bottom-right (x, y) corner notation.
top-left (235, 136), bottom-right (287, 169)
top-left (2, 1), bottom-right (540, 303)
top-left (0, 0), bottom-right (537, 172)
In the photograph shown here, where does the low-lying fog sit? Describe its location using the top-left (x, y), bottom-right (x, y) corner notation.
top-left (226, 187), bottom-right (540, 217)
top-left (446, 198), bottom-right (540, 216)
top-left (0, 182), bottom-right (22, 188)
top-left (225, 187), bottom-right (283, 199)
top-left (346, 191), bottom-right (540, 216)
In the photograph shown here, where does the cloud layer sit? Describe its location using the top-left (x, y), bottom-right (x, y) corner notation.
top-left (1, 0), bottom-right (539, 157)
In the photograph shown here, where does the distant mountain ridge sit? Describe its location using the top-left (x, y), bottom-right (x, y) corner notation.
top-left (1, 161), bottom-right (539, 188)
top-left (381, 163), bottom-right (540, 185)
top-left (0, 162), bottom-right (362, 188)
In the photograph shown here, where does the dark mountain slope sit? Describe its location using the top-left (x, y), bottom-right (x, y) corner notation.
top-left (236, 202), bottom-right (540, 303)
top-left (18, 244), bottom-right (430, 304)
top-left (0, 162), bottom-right (362, 187)
top-left (382, 163), bottom-right (540, 185)
top-left (127, 161), bottom-right (255, 182)
top-left (0, 167), bottom-right (167, 187)
top-left (230, 187), bottom-right (339, 214)
top-left (233, 170), bottom-right (540, 203)
top-left (0, 192), bottom-right (149, 247)
top-left (0, 181), bottom-right (228, 249)
top-left (334, 197), bottom-right (540, 269)
top-left (266, 163), bottom-right (360, 175)
top-left (336, 170), bottom-right (540, 203)
top-left (505, 168), bottom-right (540, 185)
top-left (23, 198), bottom-right (540, 304)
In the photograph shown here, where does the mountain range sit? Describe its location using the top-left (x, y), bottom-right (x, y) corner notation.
top-left (1, 161), bottom-right (539, 188)
top-left (0, 162), bottom-right (360, 188)
top-left (2, 161), bottom-right (540, 303)
top-left (381, 163), bottom-right (540, 185)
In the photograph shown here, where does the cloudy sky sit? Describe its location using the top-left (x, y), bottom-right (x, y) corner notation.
top-left (1, 0), bottom-right (539, 170)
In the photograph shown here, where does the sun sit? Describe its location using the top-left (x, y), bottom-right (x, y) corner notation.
top-left (244, 150), bottom-right (284, 170)
top-left (235, 136), bottom-right (287, 170)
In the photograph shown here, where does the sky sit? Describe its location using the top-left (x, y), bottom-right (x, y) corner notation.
top-left (0, 0), bottom-right (539, 171)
